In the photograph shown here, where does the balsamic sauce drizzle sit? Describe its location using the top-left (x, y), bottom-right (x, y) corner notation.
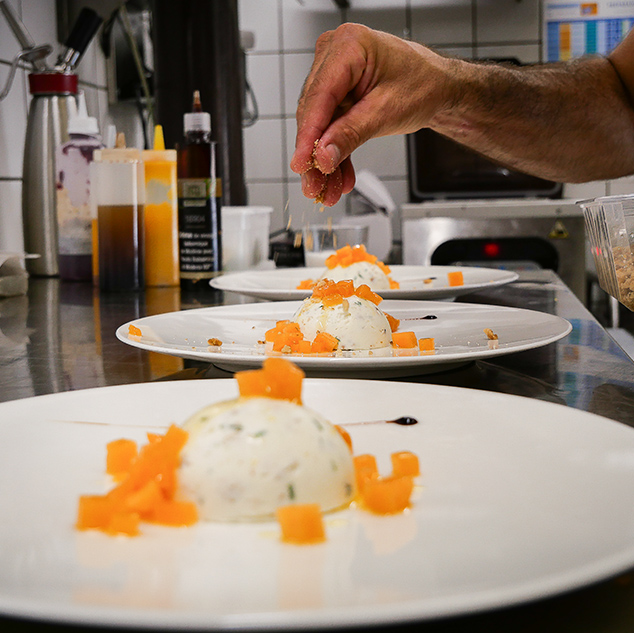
top-left (388, 416), bottom-right (419, 426)
top-left (345, 416), bottom-right (419, 426)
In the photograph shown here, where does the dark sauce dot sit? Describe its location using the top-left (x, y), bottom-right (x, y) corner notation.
top-left (422, 314), bottom-right (437, 320)
top-left (388, 416), bottom-right (419, 425)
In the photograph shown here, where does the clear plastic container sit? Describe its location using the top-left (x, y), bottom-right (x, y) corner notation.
top-left (221, 206), bottom-right (272, 271)
top-left (580, 194), bottom-right (634, 311)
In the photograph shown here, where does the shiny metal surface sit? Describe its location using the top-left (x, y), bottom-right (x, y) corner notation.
top-left (2, 270), bottom-right (634, 633)
top-left (21, 93), bottom-right (76, 277)
top-left (402, 200), bottom-right (588, 302)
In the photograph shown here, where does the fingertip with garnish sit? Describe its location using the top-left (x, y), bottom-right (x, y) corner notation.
top-left (313, 141), bottom-right (341, 175)
top-left (301, 168), bottom-right (328, 198)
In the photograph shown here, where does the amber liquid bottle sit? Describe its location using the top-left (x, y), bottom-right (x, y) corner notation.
top-left (177, 91), bottom-right (222, 293)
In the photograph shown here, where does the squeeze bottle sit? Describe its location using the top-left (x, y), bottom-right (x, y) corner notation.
top-left (90, 133), bottom-right (145, 291)
top-left (55, 92), bottom-right (103, 281)
top-left (142, 125), bottom-right (179, 286)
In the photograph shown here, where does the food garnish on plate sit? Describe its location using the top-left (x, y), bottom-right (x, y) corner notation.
top-left (76, 358), bottom-right (421, 543)
top-left (266, 279), bottom-right (436, 356)
top-left (298, 244), bottom-right (399, 291)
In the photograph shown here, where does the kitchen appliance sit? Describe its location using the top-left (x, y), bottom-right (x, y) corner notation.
top-left (407, 129), bottom-right (563, 201)
top-left (401, 199), bottom-right (587, 302)
top-left (0, 3), bottom-right (102, 276)
top-left (406, 58), bottom-right (562, 202)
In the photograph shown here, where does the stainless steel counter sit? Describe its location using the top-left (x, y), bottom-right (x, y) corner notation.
top-left (2, 269), bottom-right (634, 632)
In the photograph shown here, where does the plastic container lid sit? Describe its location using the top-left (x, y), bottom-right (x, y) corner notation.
top-left (93, 133), bottom-right (141, 163)
top-left (67, 92), bottom-right (100, 136)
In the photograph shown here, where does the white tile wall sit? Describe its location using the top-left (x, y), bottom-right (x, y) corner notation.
top-left (281, 1), bottom-right (341, 51)
top-left (411, 1), bottom-right (473, 46)
top-left (244, 118), bottom-right (286, 181)
top-left (282, 52), bottom-right (315, 115)
top-left (0, 66), bottom-right (26, 178)
top-left (246, 55), bottom-right (283, 117)
top-left (0, 180), bottom-right (23, 252)
top-left (346, 7), bottom-right (408, 38)
top-left (239, 0), bottom-right (280, 52)
top-left (20, 0), bottom-right (61, 61)
top-left (0, 0), bottom-right (21, 61)
top-left (475, 0), bottom-right (541, 43)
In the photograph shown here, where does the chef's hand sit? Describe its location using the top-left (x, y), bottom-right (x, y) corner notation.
top-left (290, 23), bottom-right (453, 206)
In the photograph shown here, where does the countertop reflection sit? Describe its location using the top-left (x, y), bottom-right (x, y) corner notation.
top-left (2, 269), bottom-right (633, 424)
top-left (2, 269), bottom-right (634, 633)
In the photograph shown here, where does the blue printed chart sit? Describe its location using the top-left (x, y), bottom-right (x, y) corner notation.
top-left (544, 1), bottom-right (634, 61)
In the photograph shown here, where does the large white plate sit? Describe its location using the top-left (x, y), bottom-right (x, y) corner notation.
top-left (2, 380), bottom-right (634, 629)
top-left (210, 265), bottom-right (519, 301)
top-left (116, 300), bottom-right (571, 377)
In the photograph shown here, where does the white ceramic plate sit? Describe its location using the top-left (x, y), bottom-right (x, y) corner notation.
top-left (2, 380), bottom-right (634, 629)
top-left (210, 265), bottom-right (519, 301)
top-left (116, 300), bottom-right (571, 377)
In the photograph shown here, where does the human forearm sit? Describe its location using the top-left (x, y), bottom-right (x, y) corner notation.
top-left (292, 24), bottom-right (634, 207)
top-left (430, 55), bottom-right (634, 183)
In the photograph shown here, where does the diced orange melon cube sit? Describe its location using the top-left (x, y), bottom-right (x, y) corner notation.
top-left (146, 499), bottom-right (198, 526)
top-left (311, 331), bottom-right (339, 353)
top-left (391, 451), bottom-right (420, 477)
top-left (76, 495), bottom-right (116, 531)
top-left (418, 337), bottom-right (435, 352)
top-left (263, 357), bottom-right (305, 404)
top-left (106, 511), bottom-right (141, 536)
top-left (276, 503), bottom-right (326, 544)
top-left (321, 293), bottom-right (344, 307)
top-left (106, 438), bottom-right (138, 478)
top-left (335, 425), bottom-right (353, 452)
top-left (125, 480), bottom-right (163, 514)
top-left (236, 369), bottom-right (269, 398)
top-left (361, 475), bottom-right (414, 515)
top-left (392, 331), bottom-right (417, 348)
top-left (236, 358), bottom-right (304, 403)
top-left (385, 312), bottom-right (400, 332)
top-left (298, 339), bottom-right (312, 354)
top-left (447, 271), bottom-right (464, 286)
top-left (354, 454), bottom-right (379, 493)
top-left (355, 284), bottom-right (382, 305)
top-left (336, 279), bottom-right (355, 296)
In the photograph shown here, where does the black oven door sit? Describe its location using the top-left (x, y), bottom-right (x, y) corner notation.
top-left (406, 57), bottom-right (563, 202)
top-left (407, 129), bottom-right (563, 201)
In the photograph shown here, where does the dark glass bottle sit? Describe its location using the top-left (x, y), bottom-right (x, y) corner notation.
top-left (177, 91), bottom-right (222, 292)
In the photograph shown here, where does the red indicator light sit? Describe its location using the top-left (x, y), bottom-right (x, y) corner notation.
top-left (483, 242), bottom-right (501, 258)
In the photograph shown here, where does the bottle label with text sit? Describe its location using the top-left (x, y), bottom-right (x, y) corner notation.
top-left (177, 177), bottom-right (222, 279)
